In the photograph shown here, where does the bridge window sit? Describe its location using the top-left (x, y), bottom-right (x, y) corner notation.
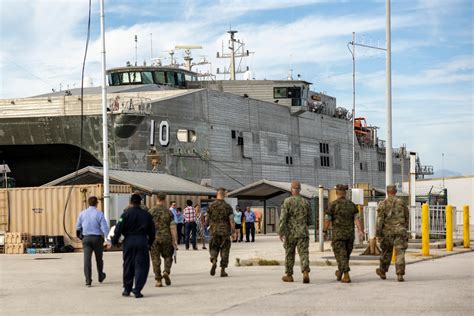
top-left (129, 72), bottom-right (142, 83)
top-left (177, 129), bottom-right (197, 143)
top-left (142, 71), bottom-right (154, 84)
top-left (166, 72), bottom-right (177, 86)
top-left (153, 71), bottom-right (166, 85)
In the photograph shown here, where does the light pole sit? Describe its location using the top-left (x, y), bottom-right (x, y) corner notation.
top-left (100, 0), bottom-right (110, 223)
top-left (385, 0), bottom-right (393, 186)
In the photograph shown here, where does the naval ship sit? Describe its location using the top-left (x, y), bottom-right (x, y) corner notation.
top-left (0, 31), bottom-right (432, 189)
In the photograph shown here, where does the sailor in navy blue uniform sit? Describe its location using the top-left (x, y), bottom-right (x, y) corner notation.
top-left (112, 193), bottom-right (155, 298)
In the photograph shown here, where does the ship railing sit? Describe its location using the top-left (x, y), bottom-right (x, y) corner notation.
top-left (109, 96), bottom-right (152, 115)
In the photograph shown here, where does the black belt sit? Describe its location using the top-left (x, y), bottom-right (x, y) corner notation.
top-left (83, 235), bottom-right (102, 238)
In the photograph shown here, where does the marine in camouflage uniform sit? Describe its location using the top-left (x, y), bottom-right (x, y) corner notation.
top-left (324, 184), bottom-right (364, 283)
top-left (376, 185), bottom-right (409, 282)
top-left (279, 180), bottom-right (311, 283)
top-left (149, 193), bottom-right (177, 287)
top-left (206, 188), bottom-right (235, 277)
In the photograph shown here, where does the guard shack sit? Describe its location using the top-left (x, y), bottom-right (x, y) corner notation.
top-left (228, 179), bottom-right (326, 234)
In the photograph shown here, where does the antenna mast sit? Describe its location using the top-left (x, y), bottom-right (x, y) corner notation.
top-left (134, 35), bottom-right (138, 66)
top-left (216, 30), bottom-right (253, 80)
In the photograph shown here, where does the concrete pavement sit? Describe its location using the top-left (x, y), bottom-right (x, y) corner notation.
top-left (0, 235), bottom-right (473, 315)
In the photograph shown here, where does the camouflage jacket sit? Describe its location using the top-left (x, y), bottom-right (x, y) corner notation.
top-left (207, 200), bottom-right (233, 237)
top-left (376, 196), bottom-right (409, 237)
top-left (149, 204), bottom-right (175, 243)
top-left (325, 197), bottom-right (359, 241)
top-left (279, 195), bottom-right (311, 239)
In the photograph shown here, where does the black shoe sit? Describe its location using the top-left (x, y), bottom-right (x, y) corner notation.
top-left (245, 241), bottom-right (250, 243)
top-left (86, 283), bottom-right (92, 288)
top-left (238, 240), bottom-right (242, 242)
top-left (133, 292), bottom-right (143, 298)
top-left (193, 247), bottom-right (198, 250)
top-left (122, 290), bottom-right (130, 297)
top-left (202, 246), bottom-right (207, 250)
top-left (251, 240), bottom-right (255, 242)
top-left (99, 273), bottom-right (106, 283)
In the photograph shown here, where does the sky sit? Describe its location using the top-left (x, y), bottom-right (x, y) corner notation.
top-left (0, 0), bottom-right (473, 176)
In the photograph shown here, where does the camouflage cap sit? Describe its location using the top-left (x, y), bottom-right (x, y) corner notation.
top-left (335, 184), bottom-right (349, 191)
top-left (386, 184), bottom-right (397, 192)
top-left (291, 180), bottom-right (301, 190)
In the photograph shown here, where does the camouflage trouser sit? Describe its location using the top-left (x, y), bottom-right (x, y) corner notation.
top-left (150, 241), bottom-right (174, 280)
top-left (379, 234), bottom-right (408, 275)
top-left (284, 237), bottom-right (310, 275)
top-left (209, 234), bottom-right (231, 268)
top-left (331, 237), bottom-right (354, 273)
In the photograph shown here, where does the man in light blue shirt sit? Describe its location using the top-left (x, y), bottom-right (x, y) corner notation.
top-left (76, 196), bottom-right (110, 287)
top-left (244, 206), bottom-right (256, 242)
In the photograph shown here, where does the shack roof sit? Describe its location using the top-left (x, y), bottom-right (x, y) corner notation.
top-left (228, 179), bottom-right (325, 200)
top-left (43, 166), bottom-right (216, 196)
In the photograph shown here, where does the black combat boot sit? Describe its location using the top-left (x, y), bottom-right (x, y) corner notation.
top-left (220, 267), bottom-right (228, 277)
top-left (163, 272), bottom-right (171, 285)
top-left (397, 274), bottom-right (404, 282)
top-left (335, 270), bottom-right (342, 281)
top-left (210, 259), bottom-right (217, 276)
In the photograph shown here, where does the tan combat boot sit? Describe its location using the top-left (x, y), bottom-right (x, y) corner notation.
top-left (376, 268), bottom-right (387, 280)
top-left (335, 270), bottom-right (342, 281)
top-left (341, 272), bottom-right (351, 283)
top-left (163, 272), bottom-right (171, 285)
top-left (155, 277), bottom-right (163, 287)
top-left (282, 274), bottom-right (294, 282)
top-left (220, 267), bottom-right (228, 277)
top-left (210, 259), bottom-right (217, 276)
top-left (302, 271), bottom-right (310, 284)
top-left (397, 274), bottom-right (404, 282)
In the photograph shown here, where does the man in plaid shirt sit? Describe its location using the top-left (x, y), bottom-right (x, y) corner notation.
top-left (183, 200), bottom-right (197, 250)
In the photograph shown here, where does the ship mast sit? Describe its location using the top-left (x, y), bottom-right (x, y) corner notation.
top-left (216, 30), bottom-right (252, 80)
top-left (99, 0), bottom-right (110, 223)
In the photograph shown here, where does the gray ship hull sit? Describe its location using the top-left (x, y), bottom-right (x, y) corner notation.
top-left (0, 88), bottom-right (408, 189)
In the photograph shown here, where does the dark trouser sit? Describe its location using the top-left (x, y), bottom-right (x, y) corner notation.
top-left (331, 237), bottom-right (354, 273)
top-left (246, 222), bottom-right (255, 241)
top-left (379, 234), bottom-right (408, 275)
top-left (122, 235), bottom-right (150, 294)
top-left (185, 222), bottom-right (197, 249)
top-left (176, 223), bottom-right (184, 244)
top-left (82, 235), bottom-right (104, 285)
top-left (238, 224), bottom-right (243, 241)
top-left (209, 234), bottom-right (231, 268)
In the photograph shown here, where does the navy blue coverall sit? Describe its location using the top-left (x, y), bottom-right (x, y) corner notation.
top-left (112, 206), bottom-right (155, 295)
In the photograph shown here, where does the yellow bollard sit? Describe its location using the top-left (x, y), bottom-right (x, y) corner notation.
top-left (391, 246), bottom-right (396, 263)
top-left (464, 205), bottom-right (470, 248)
top-left (422, 203), bottom-right (430, 256)
top-left (446, 205), bottom-right (453, 251)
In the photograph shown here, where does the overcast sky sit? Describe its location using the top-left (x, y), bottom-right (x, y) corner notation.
top-left (1, 0), bottom-right (473, 175)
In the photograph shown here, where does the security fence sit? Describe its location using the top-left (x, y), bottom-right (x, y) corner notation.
top-left (363, 204), bottom-right (464, 240)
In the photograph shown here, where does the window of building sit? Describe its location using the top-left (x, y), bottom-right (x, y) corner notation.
top-left (273, 87), bottom-right (302, 99)
top-left (177, 129), bottom-right (197, 143)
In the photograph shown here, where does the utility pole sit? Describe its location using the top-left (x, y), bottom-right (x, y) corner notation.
top-left (385, 0), bottom-right (393, 186)
top-left (134, 35), bottom-right (138, 66)
top-left (347, 33), bottom-right (386, 187)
